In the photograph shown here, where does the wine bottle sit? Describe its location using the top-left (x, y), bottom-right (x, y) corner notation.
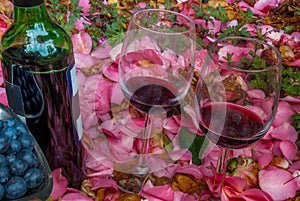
top-left (0, 0), bottom-right (84, 188)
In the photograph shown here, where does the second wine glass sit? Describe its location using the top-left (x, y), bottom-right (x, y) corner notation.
top-left (117, 9), bottom-right (196, 193)
top-left (195, 36), bottom-right (282, 199)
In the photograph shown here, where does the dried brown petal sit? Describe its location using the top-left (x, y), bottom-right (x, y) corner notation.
top-left (116, 193), bottom-right (142, 201)
top-left (270, 156), bottom-right (290, 169)
top-left (81, 179), bottom-right (96, 198)
top-left (261, 49), bottom-right (280, 66)
top-left (279, 46), bottom-right (295, 60)
top-left (171, 173), bottom-right (202, 194)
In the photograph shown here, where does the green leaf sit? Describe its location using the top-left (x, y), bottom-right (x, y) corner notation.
top-left (282, 66), bottom-right (300, 97)
top-left (292, 114), bottom-right (300, 135)
top-left (179, 127), bottom-right (208, 165)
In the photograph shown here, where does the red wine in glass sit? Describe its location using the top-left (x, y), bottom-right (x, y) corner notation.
top-left (199, 102), bottom-right (265, 149)
top-left (123, 77), bottom-right (181, 114)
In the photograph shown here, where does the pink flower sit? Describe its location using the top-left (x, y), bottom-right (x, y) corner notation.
top-left (50, 168), bottom-right (68, 200)
top-left (259, 167), bottom-right (298, 200)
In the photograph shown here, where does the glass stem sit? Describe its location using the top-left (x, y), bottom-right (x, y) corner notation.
top-left (138, 113), bottom-right (153, 174)
top-left (213, 147), bottom-right (228, 197)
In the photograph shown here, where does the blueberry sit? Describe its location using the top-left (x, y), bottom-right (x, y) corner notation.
top-left (6, 154), bottom-right (16, 166)
top-left (0, 135), bottom-right (9, 154)
top-left (2, 127), bottom-right (18, 140)
top-left (9, 159), bottom-right (28, 176)
top-left (0, 154), bottom-right (7, 167)
top-left (23, 168), bottom-right (43, 188)
top-left (0, 184), bottom-right (4, 200)
top-left (4, 176), bottom-right (27, 199)
top-left (0, 166), bottom-right (10, 184)
top-left (17, 149), bottom-right (38, 168)
top-left (19, 133), bottom-right (35, 150)
top-left (9, 139), bottom-right (22, 154)
top-left (0, 120), bottom-right (3, 130)
top-left (4, 118), bottom-right (18, 128)
top-left (15, 122), bottom-right (29, 135)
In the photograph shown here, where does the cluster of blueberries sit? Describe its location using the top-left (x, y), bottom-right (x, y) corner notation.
top-left (0, 118), bottom-right (44, 200)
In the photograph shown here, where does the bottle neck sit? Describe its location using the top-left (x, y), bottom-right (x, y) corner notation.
top-left (13, 0), bottom-right (51, 24)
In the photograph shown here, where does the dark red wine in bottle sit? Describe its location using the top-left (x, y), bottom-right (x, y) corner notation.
top-left (0, 0), bottom-right (84, 188)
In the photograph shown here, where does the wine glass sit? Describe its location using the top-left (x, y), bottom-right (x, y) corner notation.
top-left (117, 9), bottom-right (196, 193)
top-left (195, 36), bottom-right (282, 199)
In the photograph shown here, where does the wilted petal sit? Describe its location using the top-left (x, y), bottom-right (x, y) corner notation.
top-left (259, 167), bottom-right (297, 200)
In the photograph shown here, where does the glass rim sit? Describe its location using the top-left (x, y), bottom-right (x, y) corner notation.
top-left (131, 8), bottom-right (196, 35)
top-left (208, 36), bottom-right (282, 72)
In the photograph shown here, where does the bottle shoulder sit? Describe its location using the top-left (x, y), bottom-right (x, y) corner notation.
top-left (1, 20), bottom-right (73, 57)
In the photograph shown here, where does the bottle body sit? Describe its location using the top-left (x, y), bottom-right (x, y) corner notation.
top-left (1, 1), bottom-right (84, 188)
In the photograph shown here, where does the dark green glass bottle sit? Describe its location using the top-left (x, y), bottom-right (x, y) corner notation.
top-left (0, 0), bottom-right (84, 188)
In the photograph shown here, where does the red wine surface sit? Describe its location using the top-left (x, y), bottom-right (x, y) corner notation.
top-left (199, 102), bottom-right (264, 149)
top-left (122, 77), bottom-right (180, 114)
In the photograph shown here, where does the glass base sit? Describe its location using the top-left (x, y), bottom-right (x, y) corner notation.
top-left (113, 170), bottom-right (148, 194)
top-left (113, 153), bottom-right (175, 193)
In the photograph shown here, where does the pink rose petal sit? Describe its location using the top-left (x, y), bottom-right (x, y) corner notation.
top-left (91, 44), bottom-right (112, 59)
top-left (50, 168), bottom-right (68, 200)
top-left (140, 181), bottom-right (175, 200)
top-left (279, 140), bottom-right (298, 162)
top-left (72, 33), bottom-right (93, 54)
top-left (270, 122), bottom-right (298, 142)
top-left (254, 0), bottom-right (277, 12)
top-left (78, 0), bottom-right (91, 14)
top-left (61, 192), bottom-right (94, 201)
top-left (259, 168), bottom-right (297, 200)
top-left (272, 101), bottom-right (295, 127)
top-left (239, 188), bottom-right (273, 201)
